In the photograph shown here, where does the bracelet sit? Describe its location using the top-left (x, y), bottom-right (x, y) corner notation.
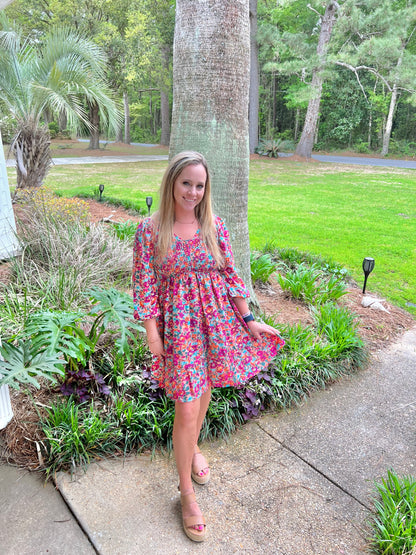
top-left (243, 313), bottom-right (255, 324)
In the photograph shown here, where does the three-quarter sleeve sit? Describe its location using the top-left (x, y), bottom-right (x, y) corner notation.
top-left (216, 217), bottom-right (250, 299)
top-left (132, 218), bottom-right (160, 320)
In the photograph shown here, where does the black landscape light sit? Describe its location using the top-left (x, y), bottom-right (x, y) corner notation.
top-left (146, 196), bottom-right (153, 216)
top-left (362, 257), bottom-right (375, 294)
top-left (98, 183), bottom-right (105, 202)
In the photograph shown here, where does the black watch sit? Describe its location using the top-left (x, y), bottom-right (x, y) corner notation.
top-left (243, 313), bottom-right (255, 323)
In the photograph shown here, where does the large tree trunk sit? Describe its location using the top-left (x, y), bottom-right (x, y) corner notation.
top-left (381, 54), bottom-right (403, 156)
top-left (249, 0), bottom-right (259, 153)
top-left (381, 84), bottom-right (398, 156)
top-left (88, 101), bottom-right (100, 150)
top-left (12, 119), bottom-right (51, 192)
top-left (295, 1), bottom-right (338, 158)
top-left (160, 88), bottom-right (170, 146)
top-left (160, 44), bottom-right (172, 147)
top-left (170, 0), bottom-right (253, 296)
top-left (123, 91), bottom-right (131, 144)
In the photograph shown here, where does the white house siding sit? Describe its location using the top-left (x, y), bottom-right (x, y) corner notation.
top-left (0, 131), bottom-right (19, 260)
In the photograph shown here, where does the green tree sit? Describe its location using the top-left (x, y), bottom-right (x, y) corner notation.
top-left (333, 0), bottom-right (416, 155)
top-left (0, 15), bottom-right (120, 190)
top-left (125, 0), bottom-right (175, 146)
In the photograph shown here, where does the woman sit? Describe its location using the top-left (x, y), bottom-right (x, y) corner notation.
top-left (133, 151), bottom-right (284, 542)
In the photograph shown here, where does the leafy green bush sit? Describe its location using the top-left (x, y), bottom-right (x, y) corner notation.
top-left (278, 263), bottom-right (347, 305)
top-left (0, 340), bottom-right (64, 390)
top-left (0, 288), bottom-right (143, 399)
top-left (3, 192), bottom-right (133, 315)
top-left (41, 400), bottom-right (123, 476)
top-left (250, 252), bottom-right (277, 284)
top-left (111, 220), bottom-right (138, 242)
top-left (0, 114), bottom-right (17, 143)
top-left (369, 470), bottom-right (416, 554)
top-left (353, 141), bottom-right (370, 154)
top-left (48, 121), bottom-right (60, 139)
top-left (311, 302), bottom-right (363, 357)
top-left (255, 137), bottom-right (294, 157)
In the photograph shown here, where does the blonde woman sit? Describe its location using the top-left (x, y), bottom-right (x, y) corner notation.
top-left (133, 151), bottom-right (284, 542)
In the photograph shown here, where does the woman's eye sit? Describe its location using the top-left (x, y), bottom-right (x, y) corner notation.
top-left (197, 184), bottom-right (204, 190)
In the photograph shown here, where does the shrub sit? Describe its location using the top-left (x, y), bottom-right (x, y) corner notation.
top-left (369, 470), bottom-right (416, 554)
top-left (6, 191), bottom-right (132, 312)
top-left (278, 263), bottom-right (347, 305)
top-left (0, 114), bottom-right (17, 144)
top-left (354, 141), bottom-right (370, 154)
top-left (255, 137), bottom-right (294, 157)
top-left (111, 220), bottom-right (138, 242)
top-left (250, 252), bottom-right (277, 284)
top-left (48, 121), bottom-right (60, 139)
top-left (41, 400), bottom-right (123, 476)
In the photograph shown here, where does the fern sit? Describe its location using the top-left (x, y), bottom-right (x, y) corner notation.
top-left (0, 340), bottom-right (65, 390)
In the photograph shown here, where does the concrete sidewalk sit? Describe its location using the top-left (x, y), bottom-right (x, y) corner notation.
top-left (5, 155), bottom-right (168, 167)
top-left (1, 327), bottom-right (416, 554)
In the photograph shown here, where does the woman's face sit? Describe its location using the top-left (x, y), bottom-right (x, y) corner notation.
top-left (173, 163), bottom-right (207, 215)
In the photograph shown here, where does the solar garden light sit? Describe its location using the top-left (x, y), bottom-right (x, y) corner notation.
top-left (98, 183), bottom-right (105, 202)
top-left (146, 196), bottom-right (153, 216)
top-left (362, 257), bottom-right (375, 294)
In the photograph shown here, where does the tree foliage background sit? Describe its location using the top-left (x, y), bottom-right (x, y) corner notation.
top-left (2, 0), bottom-right (416, 156)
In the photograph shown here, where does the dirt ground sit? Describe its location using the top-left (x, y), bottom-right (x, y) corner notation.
top-left (1, 198), bottom-right (414, 470)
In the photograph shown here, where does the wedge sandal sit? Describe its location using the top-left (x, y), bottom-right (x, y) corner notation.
top-left (191, 451), bottom-right (211, 485)
top-left (180, 490), bottom-right (207, 542)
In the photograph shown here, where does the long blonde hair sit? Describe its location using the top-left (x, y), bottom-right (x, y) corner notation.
top-left (153, 151), bottom-right (224, 267)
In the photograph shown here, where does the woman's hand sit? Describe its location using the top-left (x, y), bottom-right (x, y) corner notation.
top-left (147, 334), bottom-right (165, 357)
top-left (247, 320), bottom-right (281, 341)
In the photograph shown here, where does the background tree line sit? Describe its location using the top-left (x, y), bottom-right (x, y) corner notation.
top-left (2, 0), bottom-right (416, 157)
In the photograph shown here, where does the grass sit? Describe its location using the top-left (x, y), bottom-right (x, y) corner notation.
top-left (6, 157), bottom-right (416, 316)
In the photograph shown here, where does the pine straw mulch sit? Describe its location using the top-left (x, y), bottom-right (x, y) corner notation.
top-left (1, 199), bottom-right (414, 472)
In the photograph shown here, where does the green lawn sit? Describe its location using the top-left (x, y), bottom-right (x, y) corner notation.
top-left (7, 157), bottom-right (416, 316)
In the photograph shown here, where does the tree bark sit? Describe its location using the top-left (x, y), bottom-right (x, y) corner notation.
top-left (123, 91), bottom-right (131, 144)
top-left (249, 0), bottom-right (259, 153)
top-left (88, 101), bottom-right (100, 150)
top-left (160, 88), bottom-right (171, 146)
top-left (170, 0), bottom-right (253, 297)
top-left (295, 1), bottom-right (338, 158)
top-left (12, 119), bottom-right (51, 191)
top-left (381, 54), bottom-right (403, 156)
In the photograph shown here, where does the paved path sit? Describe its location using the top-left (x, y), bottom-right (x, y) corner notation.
top-left (2, 326), bottom-right (415, 554)
top-left (280, 152), bottom-right (416, 169)
top-left (5, 153), bottom-right (416, 169)
top-left (5, 154), bottom-right (168, 167)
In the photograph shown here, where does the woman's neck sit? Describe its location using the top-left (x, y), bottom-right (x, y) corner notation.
top-left (174, 208), bottom-right (197, 224)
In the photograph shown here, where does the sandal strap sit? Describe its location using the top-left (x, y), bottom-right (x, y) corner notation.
top-left (183, 515), bottom-right (206, 528)
top-left (180, 491), bottom-right (196, 506)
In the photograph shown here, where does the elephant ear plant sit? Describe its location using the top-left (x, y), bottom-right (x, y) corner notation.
top-left (0, 287), bottom-right (144, 399)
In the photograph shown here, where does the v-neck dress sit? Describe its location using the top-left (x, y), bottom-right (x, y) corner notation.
top-left (132, 216), bottom-right (284, 403)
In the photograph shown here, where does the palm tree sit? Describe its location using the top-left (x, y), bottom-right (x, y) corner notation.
top-left (0, 15), bottom-right (121, 191)
top-left (170, 0), bottom-right (253, 294)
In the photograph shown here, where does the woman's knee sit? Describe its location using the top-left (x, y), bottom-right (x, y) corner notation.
top-left (174, 398), bottom-right (200, 426)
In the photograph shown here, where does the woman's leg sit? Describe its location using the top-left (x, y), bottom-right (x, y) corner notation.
top-left (173, 398), bottom-right (205, 533)
top-left (195, 386), bottom-right (211, 443)
top-left (173, 397), bottom-right (200, 492)
top-left (192, 387), bottom-right (211, 479)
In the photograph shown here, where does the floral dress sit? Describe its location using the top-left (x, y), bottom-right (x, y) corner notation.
top-left (132, 216), bottom-right (284, 403)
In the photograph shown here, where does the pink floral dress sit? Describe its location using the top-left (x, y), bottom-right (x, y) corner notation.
top-left (132, 216), bottom-right (284, 403)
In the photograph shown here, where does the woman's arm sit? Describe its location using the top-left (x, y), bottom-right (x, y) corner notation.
top-left (143, 318), bottom-right (165, 357)
top-left (232, 296), bottom-right (281, 340)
